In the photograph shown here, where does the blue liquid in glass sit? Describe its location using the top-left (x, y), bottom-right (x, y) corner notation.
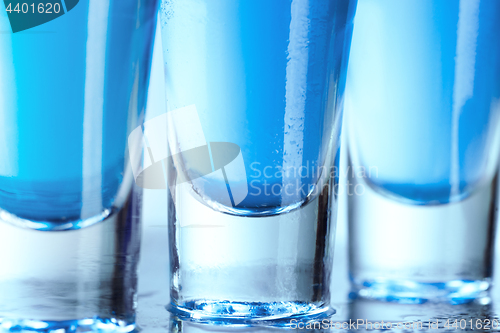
top-left (161, 0), bottom-right (356, 214)
top-left (0, 0), bottom-right (157, 225)
top-left (347, 0), bottom-right (500, 205)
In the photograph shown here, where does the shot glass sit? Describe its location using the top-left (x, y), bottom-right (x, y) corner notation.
top-left (346, 0), bottom-right (500, 303)
top-left (0, 0), bottom-right (157, 331)
top-left (155, 0), bottom-right (357, 325)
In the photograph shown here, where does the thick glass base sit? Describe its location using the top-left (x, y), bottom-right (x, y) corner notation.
top-left (167, 178), bottom-right (337, 327)
top-left (0, 186), bottom-right (142, 332)
top-left (166, 301), bottom-right (335, 326)
top-left (0, 317), bottom-right (134, 333)
top-left (350, 278), bottom-right (491, 305)
top-left (348, 167), bottom-right (497, 305)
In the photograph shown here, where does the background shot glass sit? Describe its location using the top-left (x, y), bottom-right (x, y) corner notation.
top-left (0, 0), bottom-right (157, 330)
top-left (159, 0), bottom-right (357, 324)
top-left (346, 0), bottom-right (500, 303)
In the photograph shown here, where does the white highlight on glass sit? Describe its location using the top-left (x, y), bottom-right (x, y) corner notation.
top-left (283, 0), bottom-right (310, 206)
top-left (450, 0), bottom-right (480, 197)
top-left (81, 0), bottom-right (110, 219)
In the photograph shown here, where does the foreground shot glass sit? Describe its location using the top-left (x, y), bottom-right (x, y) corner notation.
top-left (155, 0), bottom-right (356, 325)
top-left (0, 0), bottom-right (157, 331)
top-left (346, 0), bottom-right (500, 303)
